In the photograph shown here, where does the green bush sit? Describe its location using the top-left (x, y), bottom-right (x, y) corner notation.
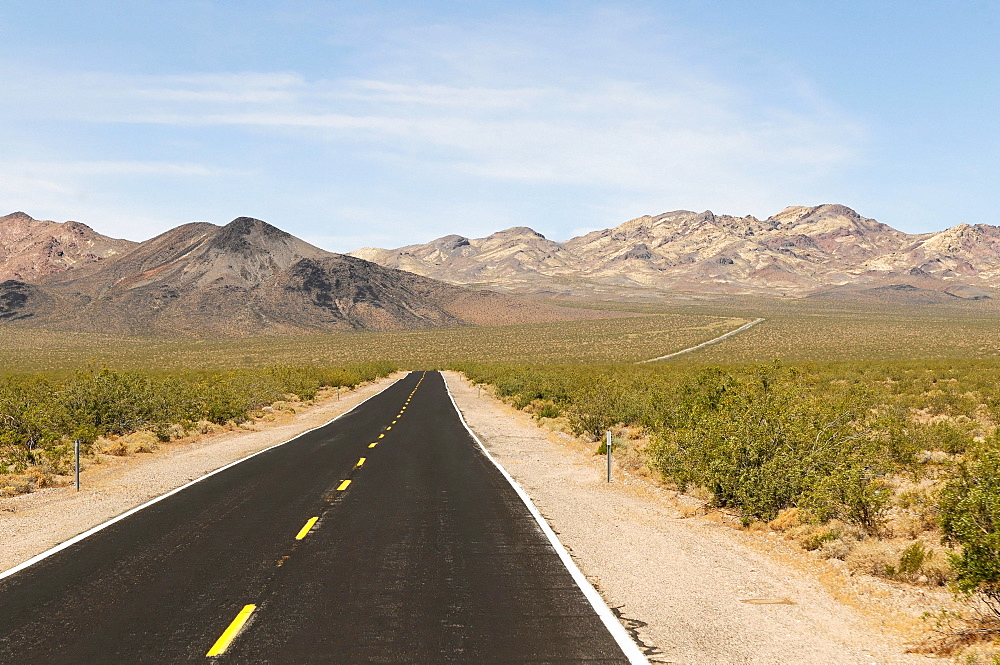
top-left (0, 362), bottom-right (396, 477)
top-left (455, 358), bottom-right (1000, 541)
top-left (939, 448), bottom-right (1000, 613)
top-left (897, 541), bottom-right (929, 577)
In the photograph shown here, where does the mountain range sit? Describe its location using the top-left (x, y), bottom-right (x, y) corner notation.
top-left (350, 204), bottom-right (999, 301)
top-left (0, 212), bottom-right (595, 337)
top-left (4, 203), bottom-right (996, 339)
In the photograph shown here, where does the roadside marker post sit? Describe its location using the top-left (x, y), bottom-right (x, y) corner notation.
top-left (75, 439), bottom-right (80, 492)
top-left (606, 430), bottom-right (611, 483)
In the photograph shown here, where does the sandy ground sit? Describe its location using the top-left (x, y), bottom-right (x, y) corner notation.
top-left (442, 371), bottom-right (939, 665)
top-left (1, 369), bottom-right (943, 664)
top-left (0, 373), bottom-right (404, 572)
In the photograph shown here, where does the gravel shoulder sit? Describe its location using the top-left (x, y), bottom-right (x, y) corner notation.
top-left (443, 371), bottom-right (937, 665)
top-left (0, 373), bottom-right (404, 573)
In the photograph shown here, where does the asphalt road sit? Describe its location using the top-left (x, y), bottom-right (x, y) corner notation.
top-left (0, 371), bottom-right (638, 664)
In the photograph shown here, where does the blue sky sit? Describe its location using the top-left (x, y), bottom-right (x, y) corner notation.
top-left (1, 1), bottom-right (997, 250)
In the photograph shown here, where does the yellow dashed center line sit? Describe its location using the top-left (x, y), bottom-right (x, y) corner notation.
top-left (203, 376), bottom-right (437, 659)
top-left (295, 517), bottom-right (318, 540)
top-left (206, 604), bottom-right (256, 657)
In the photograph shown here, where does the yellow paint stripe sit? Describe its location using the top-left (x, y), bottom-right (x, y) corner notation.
top-left (378, 433), bottom-right (385, 439)
top-left (206, 604), bottom-right (256, 657)
top-left (385, 426), bottom-right (392, 431)
top-left (356, 457), bottom-right (366, 467)
top-left (368, 442), bottom-right (378, 448)
top-left (295, 517), bottom-right (318, 540)
top-left (392, 419), bottom-right (397, 424)
top-left (337, 479), bottom-right (351, 491)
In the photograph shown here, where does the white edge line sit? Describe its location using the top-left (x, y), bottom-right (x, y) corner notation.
top-left (441, 372), bottom-right (649, 665)
top-left (637, 317), bottom-right (764, 363)
top-left (0, 375), bottom-right (403, 582)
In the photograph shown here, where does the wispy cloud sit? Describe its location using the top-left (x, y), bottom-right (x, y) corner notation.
top-left (84, 73), bottom-right (862, 201)
top-left (4, 160), bottom-right (240, 177)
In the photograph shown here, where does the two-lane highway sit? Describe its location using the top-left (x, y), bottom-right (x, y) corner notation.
top-left (0, 371), bottom-right (642, 663)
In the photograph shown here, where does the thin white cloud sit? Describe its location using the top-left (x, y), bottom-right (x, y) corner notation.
top-left (96, 74), bottom-right (861, 202)
top-left (135, 72), bottom-right (309, 104)
top-left (4, 161), bottom-right (239, 177)
top-left (342, 80), bottom-right (546, 108)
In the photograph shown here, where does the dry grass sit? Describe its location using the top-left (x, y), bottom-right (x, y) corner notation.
top-left (5, 297), bottom-right (1000, 373)
top-left (0, 312), bottom-right (745, 373)
top-left (662, 297), bottom-right (1000, 364)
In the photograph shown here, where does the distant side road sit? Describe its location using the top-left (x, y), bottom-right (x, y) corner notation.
top-left (637, 317), bottom-right (765, 363)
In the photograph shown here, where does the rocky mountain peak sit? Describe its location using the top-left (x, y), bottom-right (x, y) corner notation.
top-left (215, 216), bottom-right (293, 246)
top-left (432, 235), bottom-right (472, 252)
top-left (2, 211), bottom-right (36, 223)
top-left (769, 204), bottom-right (893, 238)
top-left (489, 226), bottom-right (546, 240)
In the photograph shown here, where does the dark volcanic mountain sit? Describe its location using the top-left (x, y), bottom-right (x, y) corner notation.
top-left (0, 215), bottom-right (590, 336)
top-left (351, 204), bottom-right (1000, 301)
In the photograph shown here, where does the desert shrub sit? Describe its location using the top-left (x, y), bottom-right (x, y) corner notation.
top-left (846, 538), bottom-right (902, 577)
top-left (940, 448), bottom-right (1000, 614)
top-left (804, 466), bottom-right (893, 534)
top-left (910, 419), bottom-right (978, 455)
top-left (649, 363), bottom-right (901, 522)
top-left (898, 541), bottom-right (930, 577)
top-left (801, 529), bottom-right (839, 551)
top-left (0, 362), bottom-right (396, 480)
top-left (535, 401), bottom-right (561, 419)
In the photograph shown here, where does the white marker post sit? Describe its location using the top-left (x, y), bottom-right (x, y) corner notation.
top-left (606, 430), bottom-right (612, 483)
top-left (74, 439), bottom-right (80, 491)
